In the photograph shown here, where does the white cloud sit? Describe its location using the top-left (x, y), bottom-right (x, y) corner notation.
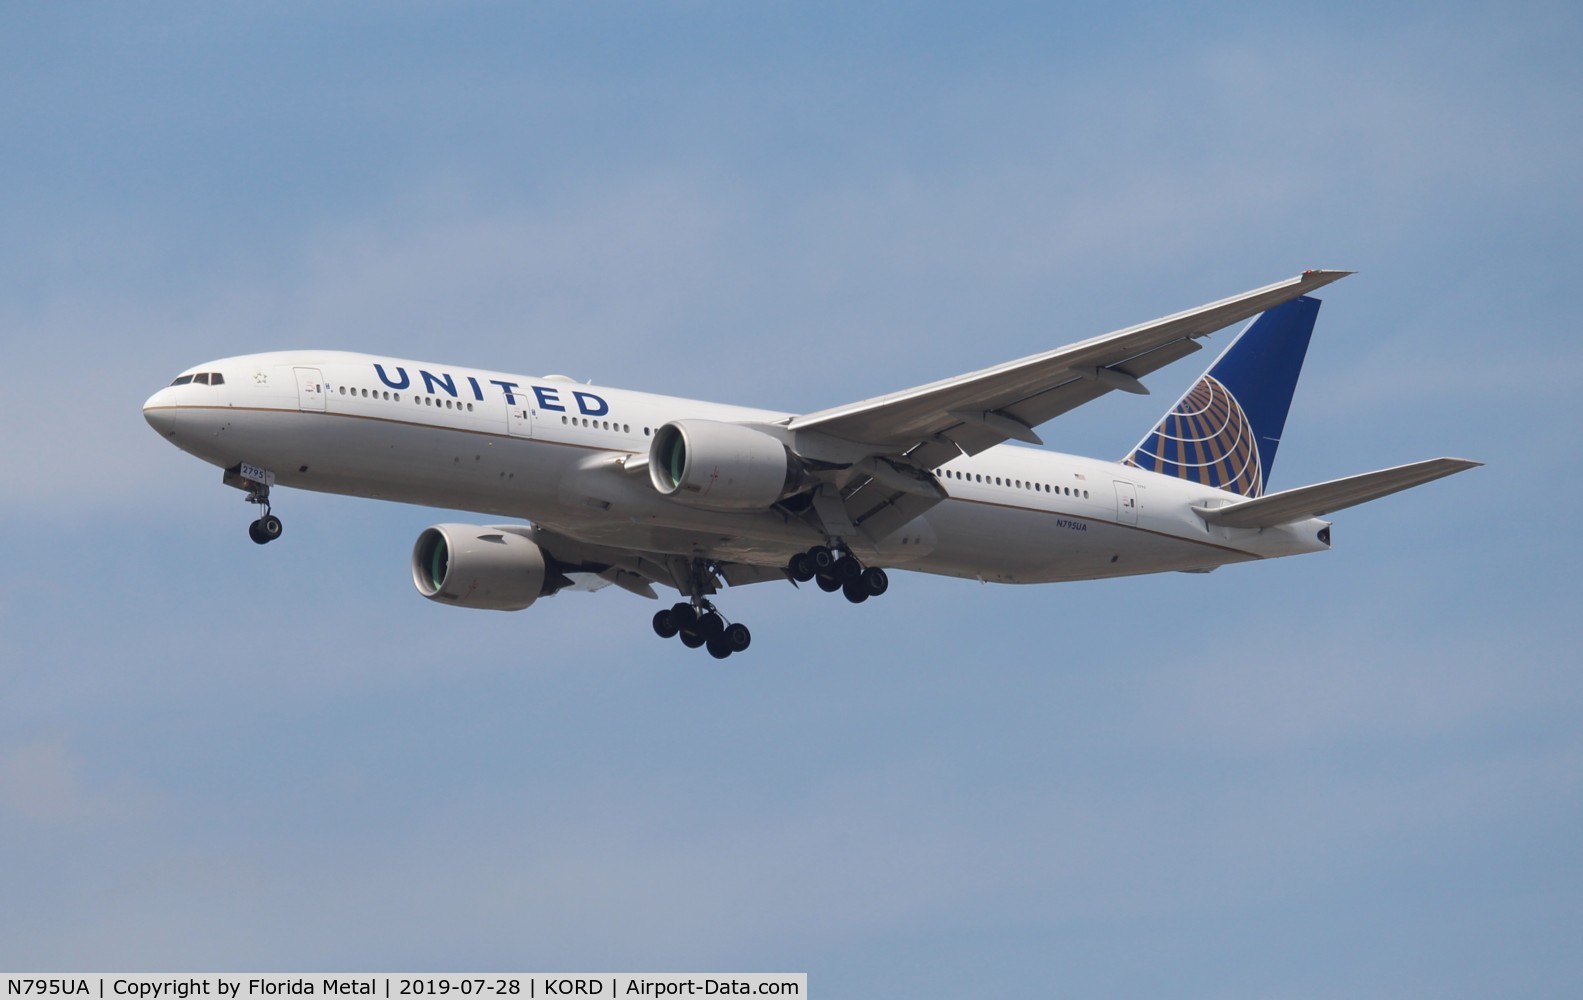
top-left (0, 740), bottom-right (152, 825)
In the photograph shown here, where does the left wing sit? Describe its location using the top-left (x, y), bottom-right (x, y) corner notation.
top-left (787, 270), bottom-right (1352, 541)
top-left (790, 269), bottom-right (1352, 469)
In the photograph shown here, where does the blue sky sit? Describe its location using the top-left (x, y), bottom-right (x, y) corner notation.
top-left (2, 2), bottom-right (1579, 996)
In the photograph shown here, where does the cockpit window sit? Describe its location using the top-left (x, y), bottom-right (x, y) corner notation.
top-left (193, 372), bottom-right (211, 385)
top-left (210, 372), bottom-right (224, 385)
top-left (171, 374), bottom-right (194, 386)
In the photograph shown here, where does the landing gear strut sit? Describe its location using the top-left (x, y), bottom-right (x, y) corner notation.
top-left (225, 463), bottom-right (285, 545)
top-left (787, 543), bottom-right (889, 604)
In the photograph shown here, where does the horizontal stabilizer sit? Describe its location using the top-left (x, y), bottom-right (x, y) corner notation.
top-left (1193, 458), bottom-right (1481, 529)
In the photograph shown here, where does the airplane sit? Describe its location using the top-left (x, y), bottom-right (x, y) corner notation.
top-left (142, 269), bottom-right (1477, 658)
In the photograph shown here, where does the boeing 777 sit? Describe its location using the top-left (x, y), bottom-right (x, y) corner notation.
top-left (142, 270), bottom-right (1477, 657)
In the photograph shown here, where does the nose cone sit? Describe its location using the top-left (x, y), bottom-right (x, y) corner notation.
top-left (143, 389), bottom-right (177, 437)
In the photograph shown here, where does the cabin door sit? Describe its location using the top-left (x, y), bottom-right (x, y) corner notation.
top-left (1114, 481), bottom-right (1139, 525)
top-left (507, 399), bottom-right (534, 437)
top-left (294, 367), bottom-right (326, 411)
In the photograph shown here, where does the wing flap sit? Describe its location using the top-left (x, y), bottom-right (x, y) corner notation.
top-left (1193, 458), bottom-right (1482, 529)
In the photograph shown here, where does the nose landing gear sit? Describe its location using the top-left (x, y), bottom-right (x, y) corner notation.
top-left (224, 462), bottom-right (284, 545)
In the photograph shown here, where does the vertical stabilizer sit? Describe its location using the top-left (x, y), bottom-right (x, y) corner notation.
top-left (1123, 296), bottom-right (1321, 497)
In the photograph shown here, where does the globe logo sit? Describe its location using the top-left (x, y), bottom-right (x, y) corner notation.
top-left (1126, 375), bottom-right (1263, 497)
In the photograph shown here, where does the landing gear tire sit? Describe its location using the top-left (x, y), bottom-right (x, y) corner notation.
top-left (725, 622), bottom-right (751, 652)
top-left (808, 546), bottom-right (835, 573)
top-left (787, 552), bottom-right (817, 582)
top-left (248, 515), bottom-right (283, 545)
top-left (815, 572), bottom-right (842, 593)
top-left (842, 579), bottom-right (870, 604)
top-left (706, 635), bottom-right (733, 659)
top-left (669, 602), bottom-right (698, 630)
top-left (248, 513), bottom-right (283, 545)
top-left (696, 611), bottom-right (725, 641)
top-left (653, 609), bottom-right (680, 639)
top-left (861, 566), bottom-right (889, 597)
top-left (833, 555), bottom-right (862, 583)
top-left (679, 628), bottom-right (706, 649)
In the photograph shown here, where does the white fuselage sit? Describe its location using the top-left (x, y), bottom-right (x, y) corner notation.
top-left (142, 351), bottom-right (1330, 584)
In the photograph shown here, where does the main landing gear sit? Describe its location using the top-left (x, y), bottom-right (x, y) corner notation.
top-left (652, 600), bottom-right (752, 660)
top-left (651, 558), bottom-right (753, 660)
top-left (786, 544), bottom-right (889, 604)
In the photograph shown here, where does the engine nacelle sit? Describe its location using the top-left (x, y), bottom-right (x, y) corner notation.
top-left (648, 419), bottom-right (801, 511)
top-left (411, 524), bottom-right (551, 611)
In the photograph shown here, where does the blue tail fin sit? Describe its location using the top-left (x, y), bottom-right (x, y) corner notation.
top-left (1123, 296), bottom-right (1321, 497)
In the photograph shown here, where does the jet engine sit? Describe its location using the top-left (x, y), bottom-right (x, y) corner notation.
top-left (648, 419), bottom-right (802, 511)
top-left (411, 524), bottom-right (555, 611)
